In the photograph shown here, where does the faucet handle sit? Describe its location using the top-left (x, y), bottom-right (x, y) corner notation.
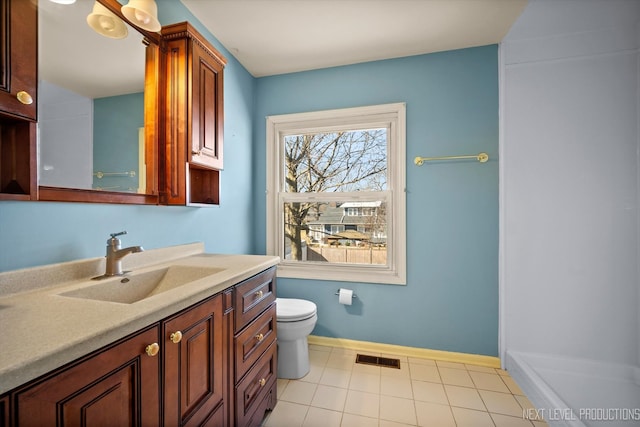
top-left (107, 231), bottom-right (127, 247)
top-left (110, 231), bottom-right (127, 239)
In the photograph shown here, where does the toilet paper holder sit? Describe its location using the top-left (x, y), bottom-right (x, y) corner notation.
top-left (334, 289), bottom-right (357, 299)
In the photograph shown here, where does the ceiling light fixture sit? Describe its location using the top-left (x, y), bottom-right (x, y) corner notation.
top-left (121, 0), bottom-right (161, 33)
top-left (87, 1), bottom-right (128, 39)
top-left (49, 0), bottom-right (76, 4)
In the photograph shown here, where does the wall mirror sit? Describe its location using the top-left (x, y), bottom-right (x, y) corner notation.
top-left (37, 0), bottom-right (160, 204)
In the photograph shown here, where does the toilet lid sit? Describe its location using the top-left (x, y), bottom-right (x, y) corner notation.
top-left (276, 298), bottom-right (317, 322)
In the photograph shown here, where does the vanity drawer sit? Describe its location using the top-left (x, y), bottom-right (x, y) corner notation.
top-left (235, 342), bottom-right (277, 427)
top-left (234, 267), bottom-right (276, 332)
top-left (244, 384), bottom-right (276, 427)
top-left (235, 303), bottom-right (276, 383)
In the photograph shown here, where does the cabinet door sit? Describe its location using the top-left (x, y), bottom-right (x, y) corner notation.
top-left (163, 294), bottom-right (226, 427)
top-left (190, 40), bottom-right (224, 171)
top-left (0, 393), bottom-right (8, 427)
top-left (0, 0), bottom-right (37, 200)
top-left (0, 0), bottom-right (37, 120)
top-left (160, 22), bottom-right (226, 206)
top-left (16, 326), bottom-right (161, 426)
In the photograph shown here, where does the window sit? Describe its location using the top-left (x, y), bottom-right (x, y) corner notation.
top-left (266, 103), bottom-right (406, 284)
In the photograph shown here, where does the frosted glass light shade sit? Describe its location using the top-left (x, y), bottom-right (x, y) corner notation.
top-left (87, 2), bottom-right (128, 39)
top-left (121, 0), bottom-right (161, 32)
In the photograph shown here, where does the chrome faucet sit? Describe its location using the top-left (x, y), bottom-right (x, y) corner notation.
top-left (104, 231), bottom-right (144, 277)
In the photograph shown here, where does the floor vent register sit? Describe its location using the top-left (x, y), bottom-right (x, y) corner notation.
top-left (355, 354), bottom-right (401, 369)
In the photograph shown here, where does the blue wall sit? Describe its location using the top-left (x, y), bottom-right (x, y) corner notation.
top-left (253, 47), bottom-right (499, 356)
top-left (0, 1), bottom-right (257, 271)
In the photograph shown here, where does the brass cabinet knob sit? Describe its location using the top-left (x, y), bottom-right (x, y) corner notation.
top-left (170, 331), bottom-right (183, 344)
top-left (255, 290), bottom-right (263, 299)
top-left (145, 343), bottom-right (160, 357)
top-left (255, 333), bottom-right (264, 342)
top-left (259, 378), bottom-right (266, 387)
top-left (16, 91), bottom-right (33, 105)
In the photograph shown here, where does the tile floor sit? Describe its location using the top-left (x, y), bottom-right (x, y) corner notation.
top-left (263, 344), bottom-right (548, 427)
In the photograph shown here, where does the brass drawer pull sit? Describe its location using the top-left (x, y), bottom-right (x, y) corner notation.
top-left (254, 290), bottom-right (263, 299)
top-left (255, 333), bottom-right (264, 342)
top-left (145, 343), bottom-right (160, 357)
top-left (17, 91), bottom-right (33, 105)
top-left (259, 378), bottom-right (266, 387)
top-left (170, 331), bottom-right (183, 344)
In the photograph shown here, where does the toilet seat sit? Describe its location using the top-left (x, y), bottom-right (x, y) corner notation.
top-left (276, 298), bottom-right (317, 322)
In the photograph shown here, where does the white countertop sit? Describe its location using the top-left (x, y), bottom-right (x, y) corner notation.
top-left (0, 243), bottom-right (279, 395)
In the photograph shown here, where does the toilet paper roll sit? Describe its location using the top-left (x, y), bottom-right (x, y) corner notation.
top-left (338, 288), bottom-right (353, 306)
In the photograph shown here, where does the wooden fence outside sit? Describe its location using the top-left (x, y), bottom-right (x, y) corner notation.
top-left (306, 245), bottom-right (387, 264)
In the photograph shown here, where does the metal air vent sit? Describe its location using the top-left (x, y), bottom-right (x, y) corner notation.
top-left (355, 354), bottom-right (401, 369)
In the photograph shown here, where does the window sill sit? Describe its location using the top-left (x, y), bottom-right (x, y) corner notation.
top-left (276, 262), bottom-right (406, 285)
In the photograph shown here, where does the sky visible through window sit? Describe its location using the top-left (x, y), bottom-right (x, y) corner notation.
top-left (283, 128), bottom-right (387, 193)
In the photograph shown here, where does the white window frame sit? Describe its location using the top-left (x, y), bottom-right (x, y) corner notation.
top-left (266, 103), bottom-right (406, 285)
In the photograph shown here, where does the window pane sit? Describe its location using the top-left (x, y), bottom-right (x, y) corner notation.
top-left (283, 129), bottom-right (387, 193)
top-left (283, 200), bottom-right (387, 265)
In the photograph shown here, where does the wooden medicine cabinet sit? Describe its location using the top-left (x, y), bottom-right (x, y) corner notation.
top-left (0, 0), bottom-right (37, 200)
top-left (160, 22), bottom-right (227, 206)
top-left (0, 0), bottom-right (226, 206)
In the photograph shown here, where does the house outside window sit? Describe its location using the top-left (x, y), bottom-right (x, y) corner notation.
top-left (266, 103), bottom-right (406, 284)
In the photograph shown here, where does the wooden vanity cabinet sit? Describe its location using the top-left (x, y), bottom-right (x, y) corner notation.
top-left (233, 267), bottom-right (278, 426)
top-left (13, 295), bottom-right (227, 427)
top-left (7, 267), bottom-right (279, 427)
top-left (14, 325), bottom-right (162, 426)
top-left (160, 22), bottom-right (227, 206)
top-left (0, 0), bottom-right (37, 201)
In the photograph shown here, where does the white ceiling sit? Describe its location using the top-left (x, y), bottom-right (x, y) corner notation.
top-left (181, 0), bottom-right (528, 77)
top-left (38, 0), bottom-right (528, 98)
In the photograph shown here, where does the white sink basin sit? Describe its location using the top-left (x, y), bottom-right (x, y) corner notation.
top-left (59, 265), bottom-right (225, 304)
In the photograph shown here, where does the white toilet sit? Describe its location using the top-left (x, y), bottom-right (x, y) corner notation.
top-left (276, 298), bottom-right (318, 379)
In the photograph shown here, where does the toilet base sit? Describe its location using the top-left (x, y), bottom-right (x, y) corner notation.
top-left (277, 336), bottom-right (310, 379)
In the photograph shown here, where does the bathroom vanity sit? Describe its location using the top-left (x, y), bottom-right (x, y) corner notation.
top-left (0, 243), bottom-right (278, 426)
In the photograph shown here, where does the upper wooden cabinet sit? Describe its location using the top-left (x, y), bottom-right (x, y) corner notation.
top-left (0, 0), bottom-right (37, 121)
top-left (0, 0), bottom-right (37, 201)
top-left (161, 22), bottom-right (227, 206)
